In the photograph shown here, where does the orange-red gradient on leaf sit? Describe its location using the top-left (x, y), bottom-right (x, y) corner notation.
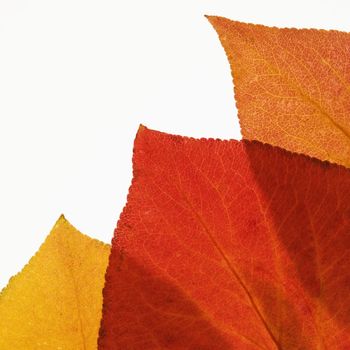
top-left (207, 16), bottom-right (350, 168)
top-left (98, 126), bottom-right (350, 349)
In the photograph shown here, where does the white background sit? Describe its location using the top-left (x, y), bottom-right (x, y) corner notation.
top-left (1, 0), bottom-right (350, 289)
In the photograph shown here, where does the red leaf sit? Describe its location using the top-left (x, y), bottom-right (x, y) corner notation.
top-left (99, 126), bottom-right (350, 349)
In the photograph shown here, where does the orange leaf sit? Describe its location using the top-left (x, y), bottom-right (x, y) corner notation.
top-left (0, 215), bottom-right (110, 350)
top-left (99, 126), bottom-right (350, 349)
top-left (207, 16), bottom-right (350, 167)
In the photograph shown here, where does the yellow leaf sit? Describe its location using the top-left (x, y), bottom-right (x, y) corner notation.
top-left (0, 215), bottom-right (110, 350)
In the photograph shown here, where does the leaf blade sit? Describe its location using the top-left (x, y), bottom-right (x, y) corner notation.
top-left (0, 215), bottom-right (110, 350)
top-left (99, 127), bottom-right (350, 349)
top-left (207, 16), bottom-right (350, 167)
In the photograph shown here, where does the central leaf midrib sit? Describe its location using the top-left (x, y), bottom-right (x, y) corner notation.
top-left (181, 194), bottom-right (282, 350)
top-left (230, 24), bottom-right (350, 150)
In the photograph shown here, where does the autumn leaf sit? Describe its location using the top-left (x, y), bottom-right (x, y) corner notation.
top-left (99, 126), bottom-right (350, 349)
top-left (207, 16), bottom-right (350, 168)
top-left (0, 215), bottom-right (110, 350)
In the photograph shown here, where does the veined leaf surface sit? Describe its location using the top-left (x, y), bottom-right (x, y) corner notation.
top-left (99, 126), bottom-right (350, 349)
top-left (207, 16), bottom-right (350, 167)
top-left (0, 215), bottom-right (110, 350)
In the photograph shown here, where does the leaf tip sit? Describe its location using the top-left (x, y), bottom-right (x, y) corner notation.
top-left (52, 214), bottom-right (76, 235)
top-left (54, 214), bottom-right (68, 228)
top-left (135, 124), bottom-right (151, 144)
top-left (137, 124), bottom-right (147, 134)
top-left (204, 14), bottom-right (215, 26)
top-left (58, 213), bottom-right (66, 221)
top-left (204, 15), bottom-right (222, 26)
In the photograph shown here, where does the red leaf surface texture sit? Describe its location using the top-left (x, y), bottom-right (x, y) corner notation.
top-left (99, 126), bottom-right (350, 349)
